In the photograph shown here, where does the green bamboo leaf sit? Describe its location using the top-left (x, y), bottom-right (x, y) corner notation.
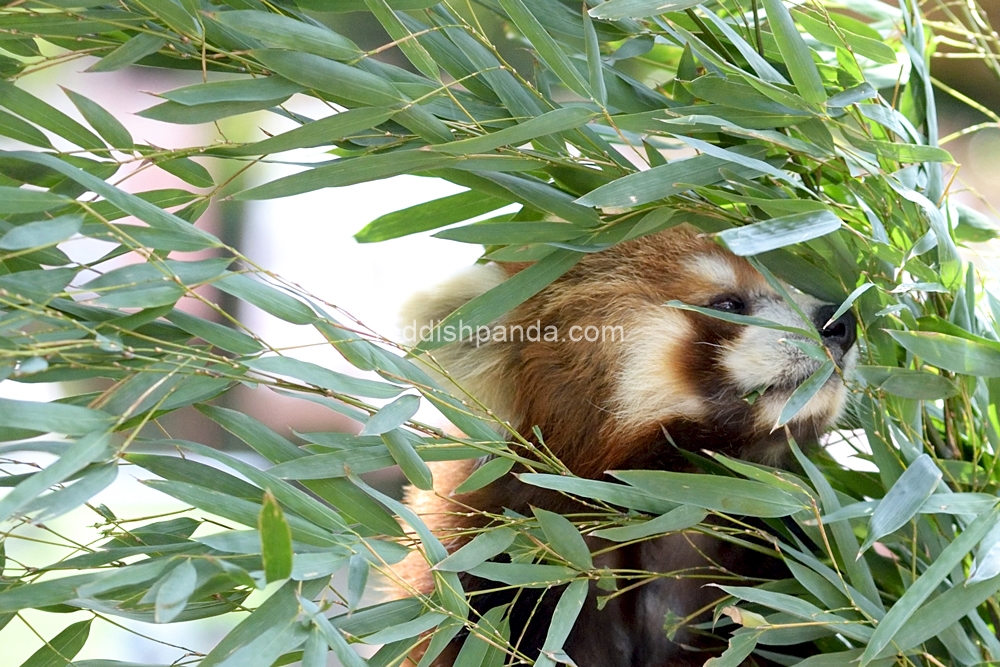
top-left (197, 405), bottom-right (404, 537)
top-left (215, 274), bottom-right (316, 324)
top-left (775, 360), bottom-right (835, 427)
top-left (218, 107), bottom-right (397, 157)
top-left (413, 249), bottom-right (582, 353)
top-left (793, 10), bottom-right (897, 64)
top-left (87, 33), bottom-right (167, 72)
top-left (499, 0), bottom-right (591, 98)
top-left (163, 77), bottom-right (303, 105)
top-left (575, 145), bottom-right (768, 208)
top-left (355, 189), bottom-right (510, 243)
top-left (364, 0), bottom-right (439, 79)
top-left (20, 463), bottom-right (117, 523)
top-left (0, 186), bottom-right (70, 214)
top-left (534, 508), bottom-right (593, 570)
top-left (591, 505), bottom-right (708, 542)
top-left (167, 441), bottom-right (347, 533)
top-left (851, 139), bottom-right (953, 163)
top-left (19, 619), bottom-right (91, 667)
top-left (266, 447), bottom-right (394, 479)
top-left (434, 528), bottom-right (517, 572)
top-left (6, 151), bottom-right (220, 247)
top-left (589, 0), bottom-right (703, 19)
top-left (359, 611), bottom-right (448, 645)
top-left (699, 11), bottom-right (787, 84)
top-left (854, 365), bottom-right (958, 399)
top-left (859, 507), bottom-right (1000, 665)
top-left (611, 470), bottom-right (806, 517)
top-left (360, 395), bottom-right (420, 435)
top-left (467, 562), bottom-right (577, 587)
top-left (719, 586), bottom-right (872, 641)
top-left (433, 107), bottom-right (597, 155)
top-left (471, 172), bottom-right (600, 227)
top-left (144, 480), bottom-right (335, 547)
top-left (132, 0), bottom-right (200, 36)
top-left (454, 604), bottom-right (508, 667)
top-left (582, 10), bottom-right (607, 106)
top-left (235, 151), bottom-right (454, 200)
top-left (860, 454), bottom-right (941, 554)
top-left (158, 157), bottom-right (214, 187)
top-left (0, 267), bottom-right (76, 303)
top-left (0, 108), bottom-right (53, 148)
top-left (535, 580), bottom-right (589, 667)
top-left (0, 400), bottom-right (114, 437)
top-left (213, 11), bottom-right (362, 61)
top-left (259, 490), bottom-right (294, 582)
top-left (718, 210), bottom-right (842, 256)
top-left (0, 430), bottom-right (109, 524)
top-left (165, 309), bottom-right (262, 355)
top-left (62, 87), bottom-right (133, 149)
top-left (762, 0), bottom-right (827, 104)
top-left (346, 553), bottom-right (368, 612)
top-left (887, 330), bottom-right (1000, 376)
top-left (704, 632), bottom-right (760, 667)
top-left (0, 214), bottom-right (82, 250)
top-left (301, 627), bottom-right (327, 667)
top-left (519, 473), bottom-right (678, 513)
top-left (253, 49), bottom-right (403, 106)
top-left (154, 559), bottom-right (197, 623)
top-left (300, 597), bottom-right (371, 667)
top-left (381, 428), bottom-right (434, 490)
top-left (138, 98), bottom-right (287, 125)
top-left (665, 300), bottom-right (818, 340)
top-left (199, 579), bottom-right (327, 667)
top-left (245, 356), bottom-right (402, 398)
top-left (452, 457), bottom-right (515, 494)
top-left (877, 573), bottom-right (1000, 658)
top-left (0, 81), bottom-right (104, 151)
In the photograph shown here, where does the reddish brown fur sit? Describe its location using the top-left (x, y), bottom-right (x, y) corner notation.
top-left (395, 226), bottom-right (847, 666)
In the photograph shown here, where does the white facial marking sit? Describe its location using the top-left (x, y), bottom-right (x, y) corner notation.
top-left (613, 309), bottom-right (707, 430)
top-left (685, 255), bottom-right (739, 293)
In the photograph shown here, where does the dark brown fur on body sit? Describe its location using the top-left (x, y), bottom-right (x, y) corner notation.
top-left (398, 226), bottom-right (856, 666)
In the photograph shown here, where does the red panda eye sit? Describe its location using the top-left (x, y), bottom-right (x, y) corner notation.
top-left (709, 296), bottom-right (746, 314)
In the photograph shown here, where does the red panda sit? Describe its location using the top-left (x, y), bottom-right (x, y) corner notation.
top-left (397, 225), bottom-right (857, 666)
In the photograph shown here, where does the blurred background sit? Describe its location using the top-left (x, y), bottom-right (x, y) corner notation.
top-left (1, 6), bottom-right (1000, 665)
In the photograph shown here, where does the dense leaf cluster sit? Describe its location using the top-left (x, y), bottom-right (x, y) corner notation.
top-left (1, 0), bottom-right (1000, 665)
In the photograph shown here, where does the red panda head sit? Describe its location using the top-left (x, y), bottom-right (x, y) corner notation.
top-left (403, 225), bottom-right (857, 478)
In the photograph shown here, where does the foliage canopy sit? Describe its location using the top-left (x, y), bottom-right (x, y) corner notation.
top-left (1, 0), bottom-right (1000, 665)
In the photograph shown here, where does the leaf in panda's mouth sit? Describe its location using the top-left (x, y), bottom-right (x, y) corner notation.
top-left (775, 360), bottom-right (837, 428)
top-left (742, 387), bottom-right (768, 405)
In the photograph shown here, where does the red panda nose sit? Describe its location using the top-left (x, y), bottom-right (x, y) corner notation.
top-left (815, 305), bottom-right (858, 356)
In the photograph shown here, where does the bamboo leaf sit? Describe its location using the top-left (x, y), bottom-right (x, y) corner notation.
top-left (776, 360), bottom-right (835, 427)
top-left (154, 559), bottom-right (197, 623)
top-left (591, 505), bottom-right (707, 542)
top-left (887, 330), bottom-right (1000, 376)
top-left (718, 210), bottom-right (842, 255)
top-left (859, 507), bottom-right (1000, 665)
top-left (434, 528), bottom-right (517, 572)
top-left (63, 88), bottom-right (133, 149)
top-left (86, 33), bottom-right (166, 72)
top-left (761, 0), bottom-right (827, 105)
top-left (859, 454), bottom-right (941, 555)
top-left (213, 11), bottom-right (361, 61)
top-left (0, 214), bottom-right (82, 250)
top-left (534, 507), bottom-right (593, 570)
top-left (589, 0), bottom-right (704, 20)
top-left (259, 491), bottom-right (293, 582)
top-left (611, 470), bottom-right (806, 517)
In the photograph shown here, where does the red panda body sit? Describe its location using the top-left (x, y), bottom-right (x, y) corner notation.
top-left (399, 226), bottom-right (857, 666)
